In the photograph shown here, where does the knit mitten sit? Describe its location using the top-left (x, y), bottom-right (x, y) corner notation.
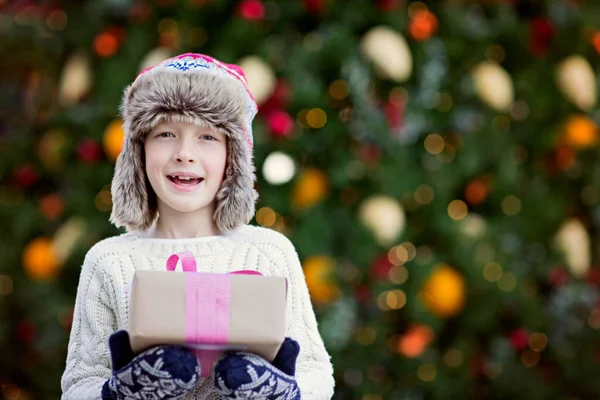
top-left (101, 330), bottom-right (200, 400)
top-left (213, 337), bottom-right (301, 399)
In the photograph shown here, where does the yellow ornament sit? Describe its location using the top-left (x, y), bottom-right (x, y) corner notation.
top-left (292, 168), bottom-right (328, 209)
top-left (103, 120), bottom-right (125, 161)
top-left (38, 129), bottom-right (68, 171)
top-left (303, 255), bottom-right (339, 305)
top-left (421, 264), bottom-right (465, 318)
top-left (561, 115), bottom-right (598, 149)
top-left (23, 237), bottom-right (61, 280)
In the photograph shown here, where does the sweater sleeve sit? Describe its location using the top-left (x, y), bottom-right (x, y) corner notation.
top-left (252, 228), bottom-right (335, 399)
top-left (61, 246), bottom-right (117, 400)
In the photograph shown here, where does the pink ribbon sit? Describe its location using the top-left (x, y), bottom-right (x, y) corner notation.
top-left (165, 251), bottom-right (262, 377)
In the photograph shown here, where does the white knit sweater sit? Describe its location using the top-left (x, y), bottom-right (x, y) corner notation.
top-left (60, 224), bottom-right (335, 399)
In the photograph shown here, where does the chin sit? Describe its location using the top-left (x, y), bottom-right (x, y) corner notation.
top-left (168, 201), bottom-right (210, 214)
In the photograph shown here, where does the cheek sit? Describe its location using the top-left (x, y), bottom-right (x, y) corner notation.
top-left (144, 143), bottom-right (168, 172)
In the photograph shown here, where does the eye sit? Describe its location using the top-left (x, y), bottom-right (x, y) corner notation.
top-left (157, 132), bottom-right (174, 138)
top-left (202, 134), bottom-right (217, 141)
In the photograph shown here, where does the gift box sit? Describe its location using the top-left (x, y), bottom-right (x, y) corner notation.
top-left (127, 251), bottom-right (288, 376)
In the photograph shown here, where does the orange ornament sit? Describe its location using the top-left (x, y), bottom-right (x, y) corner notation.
top-left (103, 120), bottom-right (125, 161)
top-left (39, 194), bottom-right (64, 219)
top-left (591, 32), bottom-right (600, 55)
top-left (562, 115), bottom-right (598, 149)
top-left (409, 9), bottom-right (438, 41)
top-left (23, 237), bottom-right (61, 280)
top-left (302, 255), bottom-right (339, 305)
top-left (421, 264), bottom-right (465, 318)
top-left (398, 324), bottom-right (434, 358)
top-left (292, 168), bottom-right (329, 209)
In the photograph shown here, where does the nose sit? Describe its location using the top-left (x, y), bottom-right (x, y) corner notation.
top-left (173, 139), bottom-right (196, 163)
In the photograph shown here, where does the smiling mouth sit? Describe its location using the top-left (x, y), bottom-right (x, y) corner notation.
top-left (167, 175), bottom-right (204, 185)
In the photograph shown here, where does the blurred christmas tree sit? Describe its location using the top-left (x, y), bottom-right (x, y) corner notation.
top-left (2, 0), bottom-right (600, 398)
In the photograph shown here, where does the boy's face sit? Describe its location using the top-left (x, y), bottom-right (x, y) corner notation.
top-left (144, 120), bottom-right (227, 217)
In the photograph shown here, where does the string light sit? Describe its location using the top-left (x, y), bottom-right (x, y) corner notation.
top-left (501, 195), bottom-right (521, 216)
top-left (424, 133), bottom-right (444, 154)
top-left (521, 349), bottom-right (540, 367)
top-left (417, 364), bottom-right (437, 382)
top-left (388, 245), bottom-right (408, 266)
top-left (448, 200), bottom-right (468, 220)
top-left (443, 349), bottom-right (463, 367)
top-left (483, 262), bottom-right (503, 282)
top-left (46, 10), bottom-right (67, 31)
top-left (306, 108), bottom-right (327, 128)
top-left (0, 275), bottom-right (14, 296)
top-left (529, 333), bottom-right (548, 351)
top-left (497, 272), bottom-right (517, 292)
top-left (329, 80), bottom-right (349, 100)
top-left (414, 184), bottom-right (434, 205)
top-left (388, 265), bottom-right (408, 284)
top-left (356, 326), bottom-right (376, 345)
top-left (399, 242), bottom-right (417, 261)
top-left (256, 207), bottom-right (277, 227)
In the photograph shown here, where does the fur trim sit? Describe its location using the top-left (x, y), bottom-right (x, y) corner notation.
top-left (110, 64), bottom-right (258, 233)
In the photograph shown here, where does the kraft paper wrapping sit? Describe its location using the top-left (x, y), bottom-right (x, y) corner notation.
top-left (128, 270), bottom-right (287, 362)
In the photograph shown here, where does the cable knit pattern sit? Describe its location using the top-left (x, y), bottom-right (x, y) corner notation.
top-left (61, 224), bottom-right (335, 400)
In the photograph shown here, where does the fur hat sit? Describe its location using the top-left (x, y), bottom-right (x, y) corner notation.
top-left (109, 53), bottom-right (259, 234)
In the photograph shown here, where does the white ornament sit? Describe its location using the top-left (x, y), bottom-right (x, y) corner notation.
top-left (262, 151), bottom-right (296, 185)
top-left (52, 217), bottom-right (87, 264)
top-left (556, 55), bottom-right (597, 111)
top-left (359, 195), bottom-right (406, 246)
top-left (554, 218), bottom-right (590, 279)
top-left (58, 52), bottom-right (92, 106)
top-left (460, 213), bottom-right (486, 238)
top-left (138, 47), bottom-right (172, 73)
top-left (237, 55), bottom-right (276, 105)
top-left (472, 61), bottom-right (514, 112)
top-left (361, 26), bottom-right (413, 83)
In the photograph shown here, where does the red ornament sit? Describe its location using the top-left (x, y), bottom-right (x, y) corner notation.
top-left (409, 9), bottom-right (438, 41)
top-left (354, 283), bottom-right (371, 304)
top-left (130, 1), bottom-right (152, 23)
top-left (548, 267), bottom-right (569, 287)
top-left (13, 163), bottom-right (39, 189)
top-left (469, 353), bottom-right (486, 378)
top-left (238, 0), bottom-right (265, 21)
top-left (464, 178), bottom-right (490, 206)
top-left (259, 79), bottom-right (291, 116)
top-left (377, 0), bottom-right (402, 11)
top-left (529, 17), bottom-right (554, 57)
top-left (77, 139), bottom-right (103, 164)
top-left (357, 143), bottom-right (382, 167)
top-left (303, 0), bottom-right (326, 15)
top-left (267, 110), bottom-right (294, 137)
top-left (385, 99), bottom-right (404, 131)
top-left (509, 328), bottom-right (530, 351)
top-left (16, 320), bottom-right (36, 344)
top-left (585, 268), bottom-right (600, 286)
top-left (370, 253), bottom-right (394, 281)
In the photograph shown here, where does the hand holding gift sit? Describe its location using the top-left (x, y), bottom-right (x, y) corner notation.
top-left (101, 330), bottom-right (200, 400)
top-left (214, 336), bottom-right (301, 399)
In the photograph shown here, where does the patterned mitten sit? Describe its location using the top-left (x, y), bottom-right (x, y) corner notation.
top-left (213, 337), bottom-right (301, 399)
top-left (101, 330), bottom-right (201, 400)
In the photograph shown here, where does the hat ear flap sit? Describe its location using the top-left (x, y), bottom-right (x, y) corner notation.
top-left (214, 127), bottom-right (258, 233)
top-left (109, 136), bottom-right (157, 232)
